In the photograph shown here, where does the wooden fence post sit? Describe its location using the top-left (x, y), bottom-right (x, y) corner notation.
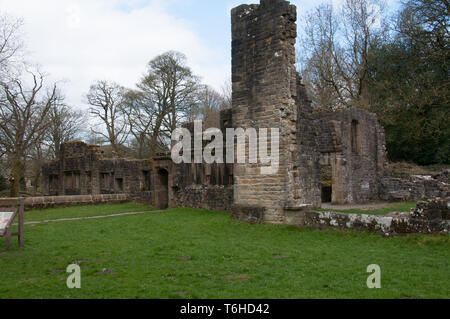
top-left (18, 197), bottom-right (24, 246)
top-left (5, 226), bottom-right (11, 249)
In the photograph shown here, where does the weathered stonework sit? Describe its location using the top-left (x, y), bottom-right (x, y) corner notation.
top-left (380, 175), bottom-right (449, 201)
top-left (314, 108), bottom-right (387, 204)
top-left (169, 110), bottom-right (234, 211)
top-left (42, 131), bottom-right (234, 211)
top-left (42, 141), bottom-right (174, 209)
top-left (22, 194), bottom-right (130, 211)
top-left (230, 0), bottom-right (388, 222)
top-left (411, 197), bottom-right (450, 221)
top-left (42, 142), bottom-right (152, 197)
top-left (231, 0), bottom-right (322, 223)
top-left (285, 197), bottom-right (450, 236)
top-left (231, 205), bottom-right (266, 224)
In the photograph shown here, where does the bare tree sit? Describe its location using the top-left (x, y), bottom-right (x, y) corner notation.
top-left (126, 51), bottom-right (199, 157)
top-left (0, 69), bottom-right (58, 197)
top-left (341, 0), bottom-right (386, 108)
top-left (299, 3), bottom-right (345, 109)
top-left (0, 12), bottom-right (24, 80)
top-left (28, 142), bottom-right (52, 195)
top-left (148, 52), bottom-right (199, 135)
top-left (220, 79), bottom-right (232, 110)
top-left (299, 0), bottom-right (386, 109)
top-left (122, 89), bottom-right (156, 158)
top-left (196, 85), bottom-right (223, 128)
top-left (85, 134), bottom-right (107, 146)
top-left (46, 101), bottom-right (85, 159)
top-left (87, 80), bottom-right (128, 156)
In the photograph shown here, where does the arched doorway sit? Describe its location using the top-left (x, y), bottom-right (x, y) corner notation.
top-left (155, 168), bottom-right (169, 209)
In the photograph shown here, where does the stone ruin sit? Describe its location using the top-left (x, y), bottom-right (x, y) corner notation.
top-left (41, 0), bottom-right (449, 235)
top-left (230, 0), bottom-right (387, 222)
top-left (42, 141), bottom-right (173, 210)
top-left (285, 197), bottom-right (449, 236)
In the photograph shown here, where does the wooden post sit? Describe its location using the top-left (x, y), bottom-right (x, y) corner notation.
top-left (18, 197), bottom-right (24, 246)
top-left (5, 226), bottom-right (11, 249)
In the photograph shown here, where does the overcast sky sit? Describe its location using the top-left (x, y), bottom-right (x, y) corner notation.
top-left (0, 0), bottom-right (401, 110)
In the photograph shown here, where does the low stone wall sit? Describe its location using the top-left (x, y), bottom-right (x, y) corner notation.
top-left (380, 175), bottom-right (449, 201)
top-left (231, 205), bottom-right (266, 224)
top-left (410, 197), bottom-right (450, 220)
top-left (285, 210), bottom-right (449, 236)
top-left (231, 197), bottom-right (450, 236)
top-left (284, 198), bottom-right (449, 236)
top-left (0, 194), bottom-right (131, 211)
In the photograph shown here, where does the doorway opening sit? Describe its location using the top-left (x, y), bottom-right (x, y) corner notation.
top-left (320, 165), bottom-right (332, 203)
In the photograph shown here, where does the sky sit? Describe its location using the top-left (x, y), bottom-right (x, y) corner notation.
top-left (0, 0), bottom-right (401, 111)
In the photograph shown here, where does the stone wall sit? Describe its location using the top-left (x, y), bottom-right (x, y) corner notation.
top-left (380, 175), bottom-right (449, 201)
top-left (294, 74), bottom-right (322, 208)
top-left (169, 110), bottom-right (234, 211)
top-left (42, 141), bottom-right (152, 197)
top-left (172, 185), bottom-right (233, 211)
top-left (284, 197), bottom-right (449, 236)
top-left (231, 205), bottom-right (266, 224)
top-left (411, 197), bottom-right (450, 220)
top-left (232, 197), bottom-right (450, 236)
top-left (170, 159), bottom-right (234, 211)
top-left (232, 0), bottom-right (318, 223)
top-left (229, 0), bottom-right (389, 225)
top-left (9, 194), bottom-right (130, 211)
top-left (314, 108), bottom-right (387, 204)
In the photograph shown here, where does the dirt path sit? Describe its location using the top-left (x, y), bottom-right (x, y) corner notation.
top-left (21, 210), bottom-right (165, 226)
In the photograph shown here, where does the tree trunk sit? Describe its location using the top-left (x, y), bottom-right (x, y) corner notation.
top-left (111, 142), bottom-right (120, 157)
top-left (55, 140), bottom-right (61, 160)
top-left (9, 158), bottom-right (22, 197)
top-left (149, 135), bottom-right (158, 157)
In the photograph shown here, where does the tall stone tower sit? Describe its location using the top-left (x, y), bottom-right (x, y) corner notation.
top-left (231, 0), bottom-right (321, 223)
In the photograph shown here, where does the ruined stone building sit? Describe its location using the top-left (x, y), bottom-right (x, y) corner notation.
top-left (42, 0), bottom-right (448, 223)
top-left (42, 123), bottom-right (234, 211)
top-left (42, 142), bottom-right (172, 209)
top-left (228, 0), bottom-right (388, 223)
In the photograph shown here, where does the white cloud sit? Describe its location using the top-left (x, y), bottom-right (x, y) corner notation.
top-left (0, 0), bottom-right (224, 110)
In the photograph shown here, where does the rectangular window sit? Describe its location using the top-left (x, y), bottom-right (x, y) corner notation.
top-left (74, 172), bottom-right (80, 189)
top-left (115, 178), bottom-right (124, 192)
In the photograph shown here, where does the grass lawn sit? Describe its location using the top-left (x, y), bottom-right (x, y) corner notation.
top-left (0, 205), bottom-right (448, 299)
top-left (314, 202), bottom-right (418, 215)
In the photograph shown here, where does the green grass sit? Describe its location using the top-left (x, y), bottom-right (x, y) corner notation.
top-left (314, 202), bottom-right (417, 215)
top-left (0, 206), bottom-right (449, 299)
top-left (24, 202), bottom-right (155, 223)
